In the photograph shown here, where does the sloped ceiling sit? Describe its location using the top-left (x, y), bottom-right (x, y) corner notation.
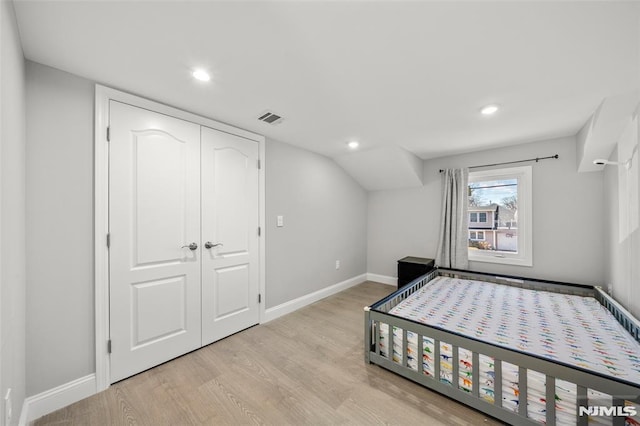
top-left (334, 147), bottom-right (424, 192)
top-left (12, 1), bottom-right (640, 190)
top-left (577, 91), bottom-right (640, 173)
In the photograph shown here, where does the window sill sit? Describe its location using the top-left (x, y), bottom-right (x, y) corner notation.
top-left (469, 252), bottom-right (532, 267)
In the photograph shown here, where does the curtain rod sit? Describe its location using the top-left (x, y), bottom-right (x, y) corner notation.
top-left (439, 154), bottom-right (559, 173)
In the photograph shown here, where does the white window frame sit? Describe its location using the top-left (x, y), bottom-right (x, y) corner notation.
top-left (478, 212), bottom-right (487, 222)
top-left (470, 212), bottom-right (478, 222)
top-left (469, 231), bottom-right (485, 241)
top-left (468, 166), bottom-right (532, 267)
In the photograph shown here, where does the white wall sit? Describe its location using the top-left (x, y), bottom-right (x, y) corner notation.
top-left (368, 136), bottom-right (605, 286)
top-left (265, 139), bottom-right (368, 308)
top-left (25, 61), bottom-right (95, 395)
top-left (0, 0), bottom-right (27, 424)
top-left (580, 13), bottom-right (639, 318)
top-left (604, 120), bottom-right (640, 319)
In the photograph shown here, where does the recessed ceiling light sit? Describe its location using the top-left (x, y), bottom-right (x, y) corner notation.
top-left (347, 141), bottom-right (359, 149)
top-left (192, 69), bottom-right (211, 82)
top-left (480, 104), bottom-right (500, 116)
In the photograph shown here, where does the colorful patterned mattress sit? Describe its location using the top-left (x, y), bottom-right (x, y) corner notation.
top-left (388, 276), bottom-right (640, 383)
top-left (377, 276), bottom-right (640, 425)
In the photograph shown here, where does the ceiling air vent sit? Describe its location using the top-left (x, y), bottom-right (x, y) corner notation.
top-left (257, 110), bottom-right (284, 125)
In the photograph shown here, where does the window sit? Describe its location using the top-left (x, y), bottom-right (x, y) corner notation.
top-left (469, 211), bottom-right (488, 224)
top-left (469, 231), bottom-right (485, 240)
top-left (467, 166), bottom-right (532, 266)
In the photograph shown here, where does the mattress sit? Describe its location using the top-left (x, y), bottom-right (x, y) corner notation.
top-left (376, 276), bottom-right (640, 425)
top-left (388, 276), bottom-right (640, 383)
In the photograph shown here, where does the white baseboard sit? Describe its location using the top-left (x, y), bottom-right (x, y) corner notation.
top-left (366, 273), bottom-right (397, 286)
top-left (19, 374), bottom-right (96, 425)
top-left (263, 273), bottom-right (367, 323)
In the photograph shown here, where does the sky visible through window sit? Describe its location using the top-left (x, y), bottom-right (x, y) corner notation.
top-left (470, 178), bottom-right (517, 205)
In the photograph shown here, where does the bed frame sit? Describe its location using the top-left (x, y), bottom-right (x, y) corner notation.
top-left (364, 268), bottom-right (640, 426)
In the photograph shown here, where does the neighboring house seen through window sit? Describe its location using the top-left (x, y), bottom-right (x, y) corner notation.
top-left (467, 166), bottom-right (532, 266)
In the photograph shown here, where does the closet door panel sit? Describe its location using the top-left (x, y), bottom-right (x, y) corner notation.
top-left (213, 147), bottom-right (250, 255)
top-left (201, 126), bottom-right (260, 345)
top-left (109, 101), bottom-right (202, 383)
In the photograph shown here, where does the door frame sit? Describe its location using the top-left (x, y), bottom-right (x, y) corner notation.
top-left (94, 85), bottom-right (266, 391)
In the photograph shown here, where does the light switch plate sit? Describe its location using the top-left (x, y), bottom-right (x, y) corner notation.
top-left (277, 215), bottom-right (284, 227)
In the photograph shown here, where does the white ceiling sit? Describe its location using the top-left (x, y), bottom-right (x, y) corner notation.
top-left (13, 0), bottom-right (640, 161)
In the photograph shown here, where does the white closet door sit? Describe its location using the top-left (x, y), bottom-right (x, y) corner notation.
top-left (109, 101), bottom-right (202, 383)
top-left (201, 126), bottom-right (260, 345)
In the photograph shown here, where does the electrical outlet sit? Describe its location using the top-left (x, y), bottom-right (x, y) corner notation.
top-left (335, 260), bottom-right (340, 270)
top-left (5, 388), bottom-right (12, 426)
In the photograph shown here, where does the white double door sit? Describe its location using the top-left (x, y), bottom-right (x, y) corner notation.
top-left (108, 101), bottom-right (259, 383)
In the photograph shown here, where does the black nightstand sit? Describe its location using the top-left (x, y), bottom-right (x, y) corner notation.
top-left (397, 256), bottom-right (435, 289)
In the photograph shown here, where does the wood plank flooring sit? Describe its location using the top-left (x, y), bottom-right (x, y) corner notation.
top-left (34, 282), bottom-right (503, 425)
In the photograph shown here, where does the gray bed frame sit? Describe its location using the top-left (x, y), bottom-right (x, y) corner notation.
top-left (364, 268), bottom-right (640, 426)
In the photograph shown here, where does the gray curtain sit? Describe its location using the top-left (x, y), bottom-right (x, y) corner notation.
top-left (435, 168), bottom-right (469, 269)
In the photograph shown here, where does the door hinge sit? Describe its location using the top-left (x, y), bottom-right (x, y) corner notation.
top-left (258, 227), bottom-right (261, 237)
top-left (258, 294), bottom-right (261, 303)
top-left (106, 126), bottom-right (110, 142)
top-left (257, 159), bottom-right (261, 169)
top-left (106, 233), bottom-right (110, 248)
top-left (107, 339), bottom-right (112, 354)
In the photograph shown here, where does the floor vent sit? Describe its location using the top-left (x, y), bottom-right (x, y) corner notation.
top-left (257, 111), bottom-right (284, 125)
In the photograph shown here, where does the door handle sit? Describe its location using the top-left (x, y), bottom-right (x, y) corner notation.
top-left (204, 241), bottom-right (223, 249)
top-left (181, 242), bottom-right (198, 251)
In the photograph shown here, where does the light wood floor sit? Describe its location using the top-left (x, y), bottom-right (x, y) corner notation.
top-left (34, 281), bottom-right (503, 425)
